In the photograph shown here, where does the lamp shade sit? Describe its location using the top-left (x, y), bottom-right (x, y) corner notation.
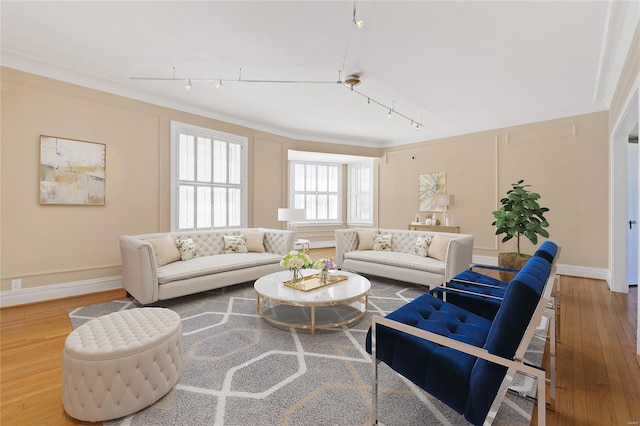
top-left (278, 208), bottom-right (305, 222)
top-left (434, 194), bottom-right (453, 207)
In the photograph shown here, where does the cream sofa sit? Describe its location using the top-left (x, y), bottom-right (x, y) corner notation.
top-left (335, 228), bottom-right (474, 289)
top-left (119, 228), bottom-right (293, 304)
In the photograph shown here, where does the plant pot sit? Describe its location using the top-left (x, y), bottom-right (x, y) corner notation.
top-left (498, 252), bottom-right (531, 282)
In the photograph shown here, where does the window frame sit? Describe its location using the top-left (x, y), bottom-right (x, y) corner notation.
top-left (289, 160), bottom-right (343, 225)
top-left (347, 160), bottom-right (374, 226)
top-left (170, 121), bottom-right (248, 231)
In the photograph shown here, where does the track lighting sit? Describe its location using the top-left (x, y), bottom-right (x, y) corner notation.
top-left (352, 0), bottom-right (363, 28)
top-left (129, 5), bottom-right (430, 132)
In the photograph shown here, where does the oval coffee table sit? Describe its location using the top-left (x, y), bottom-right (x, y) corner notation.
top-left (254, 270), bottom-right (370, 335)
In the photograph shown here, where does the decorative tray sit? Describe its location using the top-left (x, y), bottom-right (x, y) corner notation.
top-left (283, 274), bottom-right (349, 292)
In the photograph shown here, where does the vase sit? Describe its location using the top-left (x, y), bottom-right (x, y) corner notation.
top-left (291, 268), bottom-right (303, 283)
top-left (319, 269), bottom-right (328, 283)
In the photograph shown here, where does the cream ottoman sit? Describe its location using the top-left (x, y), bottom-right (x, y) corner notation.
top-left (62, 307), bottom-right (183, 422)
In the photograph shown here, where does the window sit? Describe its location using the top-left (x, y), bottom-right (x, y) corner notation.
top-left (348, 160), bottom-right (373, 225)
top-left (171, 121), bottom-right (247, 231)
top-left (291, 161), bottom-right (341, 223)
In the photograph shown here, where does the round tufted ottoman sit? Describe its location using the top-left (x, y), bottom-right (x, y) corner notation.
top-left (62, 307), bottom-right (183, 422)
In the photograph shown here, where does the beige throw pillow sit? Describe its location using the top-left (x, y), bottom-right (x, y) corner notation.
top-left (412, 236), bottom-right (432, 257)
top-left (428, 234), bottom-right (451, 261)
top-left (373, 233), bottom-right (393, 251)
top-left (244, 232), bottom-right (265, 253)
top-left (224, 235), bottom-right (248, 253)
top-left (175, 237), bottom-right (199, 261)
top-left (357, 229), bottom-right (377, 250)
top-left (148, 235), bottom-right (181, 266)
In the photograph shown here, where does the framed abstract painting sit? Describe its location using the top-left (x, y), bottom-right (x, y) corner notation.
top-left (39, 135), bottom-right (106, 205)
top-left (418, 172), bottom-right (446, 212)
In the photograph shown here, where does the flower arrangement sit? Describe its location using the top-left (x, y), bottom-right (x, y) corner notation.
top-left (280, 250), bottom-right (313, 282)
top-left (312, 258), bottom-right (335, 271)
top-left (280, 250), bottom-right (312, 270)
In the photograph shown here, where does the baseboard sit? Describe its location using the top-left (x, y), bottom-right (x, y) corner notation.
top-left (472, 255), bottom-right (609, 280)
top-left (0, 276), bottom-right (123, 308)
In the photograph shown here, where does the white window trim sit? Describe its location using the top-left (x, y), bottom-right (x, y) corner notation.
top-left (170, 121), bottom-right (248, 231)
top-left (347, 160), bottom-right (374, 226)
top-left (290, 160), bottom-right (343, 225)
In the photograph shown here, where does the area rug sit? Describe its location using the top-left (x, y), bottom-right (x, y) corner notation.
top-left (69, 277), bottom-right (546, 425)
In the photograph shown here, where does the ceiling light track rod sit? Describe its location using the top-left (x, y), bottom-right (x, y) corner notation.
top-left (130, 69), bottom-right (424, 130)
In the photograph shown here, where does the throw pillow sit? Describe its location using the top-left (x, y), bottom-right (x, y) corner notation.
top-left (147, 235), bottom-right (181, 266)
top-left (224, 235), bottom-right (248, 253)
top-left (412, 236), bottom-right (432, 257)
top-left (428, 234), bottom-right (451, 261)
top-left (357, 229), bottom-right (377, 250)
top-left (175, 237), bottom-right (199, 261)
top-left (244, 232), bottom-right (266, 253)
top-left (373, 233), bottom-right (393, 251)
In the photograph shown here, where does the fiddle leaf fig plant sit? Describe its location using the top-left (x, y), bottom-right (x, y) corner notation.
top-left (492, 179), bottom-right (550, 256)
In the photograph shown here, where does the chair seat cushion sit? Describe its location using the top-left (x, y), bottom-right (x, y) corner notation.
top-left (366, 294), bottom-right (492, 414)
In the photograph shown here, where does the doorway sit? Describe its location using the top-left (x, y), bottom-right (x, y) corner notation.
top-left (629, 134), bottom-right (638, 286)
top-left (610, 88), bottom-right (639, 356)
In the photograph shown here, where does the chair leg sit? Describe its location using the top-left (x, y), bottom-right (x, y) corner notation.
top-left (372, 322), bottom-right (379, 425)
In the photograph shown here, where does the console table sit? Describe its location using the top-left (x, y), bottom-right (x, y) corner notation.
top-left (408, 223), bottom-right (461, 233)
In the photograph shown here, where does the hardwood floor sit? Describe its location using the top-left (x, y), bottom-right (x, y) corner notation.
top-left (1, 249), bottom-right (638, 425)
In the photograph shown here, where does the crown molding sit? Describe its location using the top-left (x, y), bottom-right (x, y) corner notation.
top-left (0, 51), bottom-right (386, 148)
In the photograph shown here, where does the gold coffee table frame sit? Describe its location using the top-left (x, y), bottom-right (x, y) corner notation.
top-left (254, 270), bottom-right (371, 336)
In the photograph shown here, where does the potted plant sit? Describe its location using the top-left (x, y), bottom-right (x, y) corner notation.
top-left (492, 179), bottom-right (550, 281)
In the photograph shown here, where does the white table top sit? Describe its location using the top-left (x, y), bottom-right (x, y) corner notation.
top-left (254, 269), bottom-right (371, 305)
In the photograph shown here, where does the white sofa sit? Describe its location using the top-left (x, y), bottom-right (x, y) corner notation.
top-left (119, 228), bottom-right (293, 304)
top-left (335, 228), bottom-right (474, 289)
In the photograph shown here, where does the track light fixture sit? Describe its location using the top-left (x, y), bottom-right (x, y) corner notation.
top-left (129, 6), bottom-right (426, 132)
top-left (352, 0), bottom-right (364, 28)
top-left (131, 69), bottom-right (424, 130)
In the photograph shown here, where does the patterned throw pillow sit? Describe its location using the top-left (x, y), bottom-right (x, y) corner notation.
top-left (412, 236), bottom-right (432, 257)
top-left (147, 235), bottom-right (181, 266)
top-left (224, 235), bottom-right (248, 253)
top-left (175, 237), bottom-right (199, 261)
top-left (373, 233), bottom-right (393, 251)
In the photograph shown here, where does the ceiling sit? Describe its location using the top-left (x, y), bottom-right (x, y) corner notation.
top-left (0, 1), bottom-right (626, 147)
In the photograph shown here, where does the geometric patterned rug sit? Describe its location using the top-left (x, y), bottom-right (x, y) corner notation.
top-left (69, 276), bottom-right (544, 425)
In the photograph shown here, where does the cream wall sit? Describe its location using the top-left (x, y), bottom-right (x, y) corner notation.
top-left (0, 68), bottom-right (381, 292)
top-left (0, 66), bottom-right (612, 294)
top-left (379, 111), bottom-right (610, 269)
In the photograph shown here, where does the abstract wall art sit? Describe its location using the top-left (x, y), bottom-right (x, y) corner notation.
top-left (39, 136), bottom-right (106, 205)
top-left (418, 172), bottom-right (446, 212)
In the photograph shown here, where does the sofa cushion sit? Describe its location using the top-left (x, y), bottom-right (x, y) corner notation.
top-left (156, 253), bottom-right (282, 284)
top-left (224, 235), bottom-right (248, 253)
top-left (245, 232), bottom-right (265, 253)
top-left (175, 238), bottom-right (199, 261)
top-left (428, 234), bottom-right (451, 261)
top-left (373, 233), bottom-right (393, 251)
top-left (357, 229), bottom-right (377, 250)
top-left (344, 250), bottom-right (445, 275)
top-left (148, 235), bottom-right (181, 266)
top-left (412, 236), bottom-right (432, 257)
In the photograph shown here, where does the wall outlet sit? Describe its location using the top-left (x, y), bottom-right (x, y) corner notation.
top-left (11, 279), bottom-right (21, 290)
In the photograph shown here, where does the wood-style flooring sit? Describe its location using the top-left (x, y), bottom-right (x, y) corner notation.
top-left (1, 248), bottom-right (638, 425)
